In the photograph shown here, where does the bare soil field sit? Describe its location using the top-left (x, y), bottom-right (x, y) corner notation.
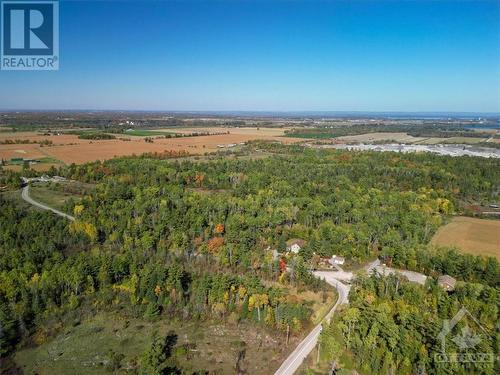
top-left (0, 128), bottom-right (300, 167)
top-left (431, 216), bottom-right (500, 259)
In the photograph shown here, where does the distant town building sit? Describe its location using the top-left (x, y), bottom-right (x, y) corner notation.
top-left (286, 239), bottom-right (305, 254)
top-left (438, 275), bottom-right (457, 291)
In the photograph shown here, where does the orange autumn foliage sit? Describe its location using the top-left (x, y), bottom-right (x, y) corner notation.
top-left (214, 223), bottom-right (225, 234)
top-left (207, 237), bottom-right (224, 254)
top-left (194, 174), bottom-right (205, 186)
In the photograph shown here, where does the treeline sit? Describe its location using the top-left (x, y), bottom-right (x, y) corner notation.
top-left (0, 139), bottom-right (53, 145)
top-left (1, 112), bottom-right (261, 132)
top-left (77, 132), bottom-right (116, 140)
top-left (382, 245), bottom-right (499, 287)
top-left (319, 273), bottom-right (498, 375)
top-left (285, 124), bottom-right (495, 139)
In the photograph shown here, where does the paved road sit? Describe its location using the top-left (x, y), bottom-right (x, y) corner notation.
top-left (274, 272), bottom-right (349, 375)
top-left (313, 271), bottom-right (351, 308)
top-left (275, 259), bottom-right (428, 375)
top-left (21, 185), bottom-right (75, 221)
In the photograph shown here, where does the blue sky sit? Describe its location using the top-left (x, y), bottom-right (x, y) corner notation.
top-left (1, 0), bottom-right (499, 112)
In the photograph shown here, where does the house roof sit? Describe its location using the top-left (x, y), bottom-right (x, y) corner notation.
top-left (286, 238), bottom-right (306, 247)
top-left (438, 275), bottom-right (457, 287)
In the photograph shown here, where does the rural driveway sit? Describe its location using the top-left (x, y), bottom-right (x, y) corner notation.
top-left (274, 272), bottom-right (350, 375)
top-left (367, 259), bottom-right (427, 285)
top-left (275, 259), bottom-right (428, 375)
top-left (21, 185), bottom-right (75, 221)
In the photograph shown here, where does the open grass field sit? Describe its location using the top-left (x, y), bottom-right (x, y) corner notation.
top-left (431, 216), bottom-right (500, 259)
top-left (14, 311), bottom-right (295, 375)
top-left (123, 129), bottom-right (171, 136)
top-left (14, 288), bottom-right (333, 375)
top-left (0, 128), bottom-right (300, 168)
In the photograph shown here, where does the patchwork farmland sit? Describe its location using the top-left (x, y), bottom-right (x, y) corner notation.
top-left (0, 127), bottom-right (300, 168)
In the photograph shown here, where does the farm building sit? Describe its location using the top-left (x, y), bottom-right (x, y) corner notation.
top-left (438, 275), bottom-right (457, 291)
top-left (286, 239), bottom-right (305, 254)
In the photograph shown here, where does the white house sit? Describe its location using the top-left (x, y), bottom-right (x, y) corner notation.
top-left (286, 239), bottom-right (305, 254)
top-left (329, 255), bottom-right (345, 266)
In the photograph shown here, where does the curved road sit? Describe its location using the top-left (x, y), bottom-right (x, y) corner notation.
top-left (21, 185), bottom-right (75, 221)
top-left (275, 259), bottom-right (427, 375)
top-left (274, 272), bottom-right (350, 375)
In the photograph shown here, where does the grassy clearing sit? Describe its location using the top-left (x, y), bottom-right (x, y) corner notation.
top-left (13, 276), bottom-right (335, 375)
top-left (431, 216), bottom-right (500, 260)
top-left (29, 181), bottom-right (93, 211)
top-left (29, 185), bottom-right (81, 211)
top-left (15, 309), bottom-right (304, 375)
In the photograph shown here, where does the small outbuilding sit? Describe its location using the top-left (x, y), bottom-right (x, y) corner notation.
top-left (438, 275), bottom-right (457, 291)
top-left (286, 239), bottom-right (305, 254)
top-left (329, 255), bottom-right (345, 266)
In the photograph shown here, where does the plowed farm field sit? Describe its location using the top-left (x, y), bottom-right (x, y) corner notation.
top-left (0, 127), bottom-right (299, 167)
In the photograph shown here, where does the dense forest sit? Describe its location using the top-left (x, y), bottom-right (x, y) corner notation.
top-left (1, 142), bottom-right (499, 374)
top-left (319, 273), bottom-right (498, 375)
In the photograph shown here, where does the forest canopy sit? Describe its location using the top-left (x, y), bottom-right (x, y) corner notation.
top-left (1, 142), bottom-right (499, 374)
